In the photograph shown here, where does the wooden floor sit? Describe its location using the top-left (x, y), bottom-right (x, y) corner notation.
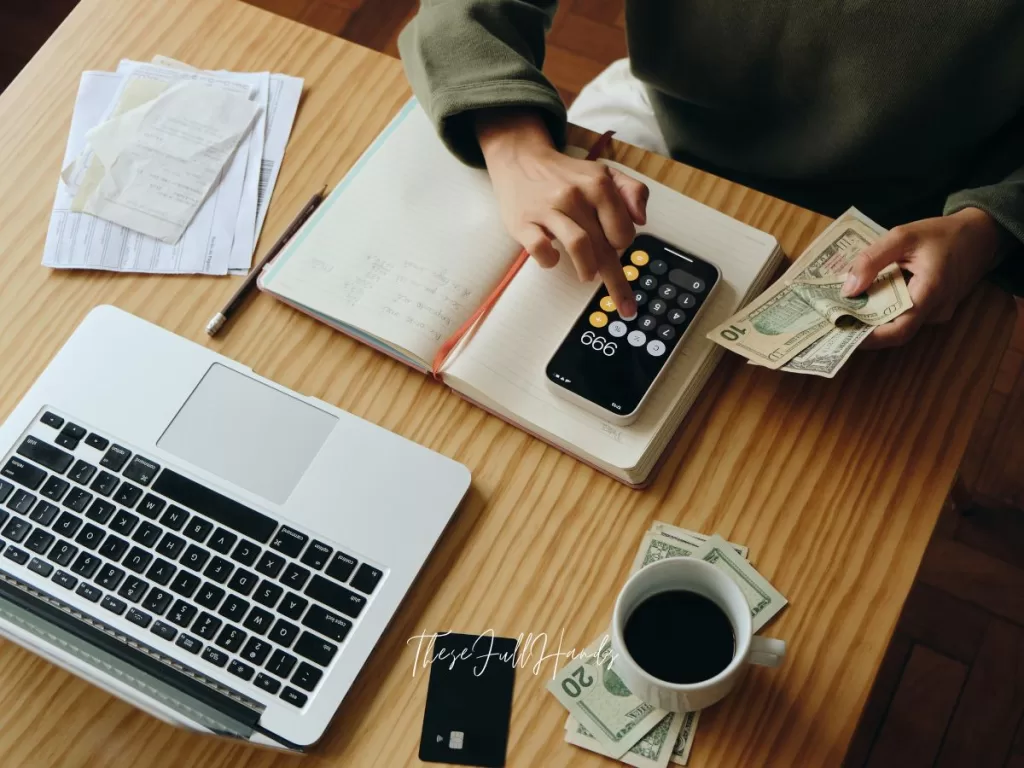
top-left (4, 1), bottom-right (1024, 765)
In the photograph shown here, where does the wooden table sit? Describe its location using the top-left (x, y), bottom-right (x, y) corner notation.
top-left (0, 1), bottom-right (1014, 765)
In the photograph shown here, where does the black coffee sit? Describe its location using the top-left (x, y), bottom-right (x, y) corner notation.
top-left (623, 590), bottom-right (735, 684)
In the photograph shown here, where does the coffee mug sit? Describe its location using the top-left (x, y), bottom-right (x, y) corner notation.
top-left (609, 557), bottom-right (786, 712)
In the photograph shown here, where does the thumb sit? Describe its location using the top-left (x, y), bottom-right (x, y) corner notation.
top-left (608, 167), bottom-right (649, 225)
top-left (841, 226), bottom-right (914, 297)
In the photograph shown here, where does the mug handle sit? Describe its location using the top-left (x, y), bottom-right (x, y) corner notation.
top-left (749, 636), bottom-right (786, 667)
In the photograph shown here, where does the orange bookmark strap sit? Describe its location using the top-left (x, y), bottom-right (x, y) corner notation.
top-left (430, 130), bottom-right (617, 379)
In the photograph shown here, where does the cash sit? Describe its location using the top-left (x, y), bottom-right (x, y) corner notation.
top-left (708, 207), bottom-right (912, 376)
top-left (552, 523), bottom-right (787, 765)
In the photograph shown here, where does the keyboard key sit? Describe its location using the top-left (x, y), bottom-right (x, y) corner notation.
top-left (51, 569), bottom-right (77, 590)
top-left (254, 580), bottom-right (283, 609)
top-left (63, 487), bottom-right (92, 513)
top-left (151, 621), bottom-right (177, 641)
top-left (241, 637), bottom-right (272, 666)
top-left (227, 568), bottom-right (257, 596)
top-left (113, 483), bottom-right (142, 508)
top-left (124, 456), bottom-right (160, 486)
top-left (96, 563), bottom-right (125, 590)
top-left (71, 552), bottom-right (102, 579)
top-left (55, 433), bottom-right (79, 450)
top-left (0, 479), bottom-right (12, 505)
top-left (196, 582), bottom-right (226, 610)
top-left (270, 526), bottom-right (308, 557)
top-left (76, 522), bottom-right (105, 550)
top-left (168, 600), bottom-right (198, 628)
top-left (146, 558), bottom-right (176, 586)
top-left (3, 457), bottom-right (46, 490)
top-left (0, 510), bottom-right (7, 531)
top-left (26, 528), bottom-right (55, 555)
top-left (279, 687), bottom-right (307, 708)
top-left (16, 436), bottom-right (74, 474)
top-left (216, 625), bottom-right (247, 653)
top-left (84, 433), bottom-right (109, 451)
top-left (306, 575), bottom-right (366, 619)
top-left (132, 521), bottom-right (161, 548)
top-left (300, 540), bottom-right (332, 570)
top-left (7, 490), bottom-right (35, 515)
top-left (181, 545), bottom-right (210, 572)
top-left (98, 535), bottom-right (129, 562)
top-left (201, 646), bottom-right (229, 668)
top-left (90, 472), bottom-right (119, 497)
top-left (193, 612), bottom-right (222, 640)
top-left (124, 547), bottom-right (152, 574)
top-left (53, 511), bottom-right (82, 538)
top-left (138, 494), bottom-right (166, 520)
top-left (156, 532), bottom-right (186, 559)
top-left (143, 588), bottom-right (173, 616)
top-left (126, 608), bottom-right (152, 628)
top-left (61, 423), bottom-right (86, 441)
top-left (110, 510), bottom-right (138, 536)
top-left (85, 498), bottom-right (115, 524)
top-left (208, 527), bottom-right (237, 555)
top-left (28, 557), bottom-right (53, 578)
top-left (69, 460), bottom-right (97, 486)
top-left (254, 550), bottom-right (285, 579)
top-left (3, 546), bottom-right (28, 565)
top-left (267, 649), bottom-right (297, 678)
top-left (41, 412), bottom-right (64, 429)
top-left (230, 539), bottom-right (260, 566)
top-left (325, 552), bottom-right (358, 583)
top-left (302, 604), bottom-right (352, 643)
top-left (228, 659), bottom-right (255, 681)
top-left (281, 564), bottom-right (310, 591)
top-left (118, 576), bottom-right (149, 603)
top-left (183, 517), bottom-right (213, 543)
top-left (218, 594), bottom-right (249, 622)
top-left (40, 476), bottom-right (69, 502)
top-left (254, 674), bottom-right (281, 695)
top-left (269, 619), bottom-right (299, 648)
top-left (175, 634), bottom-right (202, 654)
top-left (243, 606), bottom-right (274, 636)
top-left (279, 593), bottom-right (308, 620)
top-left (294, 631), bottom-right (338, 667)
top-left (76, 582), bottom-right (101, 602)
top-left (169, 570), bottom-right (200, 598)
top-left (291, 662), bottom-right (323, 692)
top-left (30, 500), bottom-right (60, 526)
top-left (152, 469), bottom-right (277, 544)
top-left (48, 539), bottom-right (77, 566)
top-left (2, 516), bottom-right (31, 543)
top-left (203, 556), bottom-right (233, 584)
top-left (100, 445), bottom-right (131, 472)
top-left (101, 595), bottom-right (127, 615)
top-left (159, 504), bottom-right (188, 531)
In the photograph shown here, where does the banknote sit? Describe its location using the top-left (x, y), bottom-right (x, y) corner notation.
top-left (651, 523), bottom-right (750, 559)
top-left (670, 711), bottom-right (700, 766)
top-left (789, 270), bottom-right (912, 327)
top-left (629, 531), bottom-right (700, 575)
top-left (780, 321), bottom-right (874, 377)
top-left (691, 535), bottom-right (787, 632)
top-left (565, 712), bottom-right (683, 768)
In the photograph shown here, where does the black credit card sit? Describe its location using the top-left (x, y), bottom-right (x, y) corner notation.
top-left (419, 632), bottom-right (517, 767)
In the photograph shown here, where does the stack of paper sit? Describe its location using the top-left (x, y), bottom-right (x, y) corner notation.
top-left (43, 57), bottom-right (302, 275)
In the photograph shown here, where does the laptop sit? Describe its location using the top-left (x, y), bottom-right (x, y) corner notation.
top-left (0, 305), bottom-right (470, 750)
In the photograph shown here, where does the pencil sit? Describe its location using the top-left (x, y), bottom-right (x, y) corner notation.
top-left (206, 184), bottom-right (328, 336)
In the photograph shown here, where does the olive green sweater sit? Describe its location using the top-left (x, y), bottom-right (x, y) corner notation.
top-left (398, 1), bottom-right (1024, 294)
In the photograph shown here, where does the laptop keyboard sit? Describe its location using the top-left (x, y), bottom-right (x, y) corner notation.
top-left (0, 410), bottom-right (386, 709)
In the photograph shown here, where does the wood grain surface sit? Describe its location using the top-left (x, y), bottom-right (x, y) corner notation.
top-left (0, 1), bottom-right (1014, 766)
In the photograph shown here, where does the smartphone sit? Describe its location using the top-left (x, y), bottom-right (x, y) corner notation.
top-left (545, 234), bottom-right (720, 425)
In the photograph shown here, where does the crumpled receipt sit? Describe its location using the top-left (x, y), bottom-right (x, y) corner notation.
top-left (62, 80), bottom-right (259, 244)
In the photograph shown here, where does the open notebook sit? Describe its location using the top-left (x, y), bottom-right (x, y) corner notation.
top-left (259, 100), bottom-right (783, 486)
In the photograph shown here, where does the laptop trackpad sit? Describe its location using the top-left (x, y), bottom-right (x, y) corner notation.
top-left (157, 364), bottom-right (337, 505)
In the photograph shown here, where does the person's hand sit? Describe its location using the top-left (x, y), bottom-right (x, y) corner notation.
top-left (476, 108), bottom-right (649, 318)
top-left (841, 207), bottom-right (1004, 349)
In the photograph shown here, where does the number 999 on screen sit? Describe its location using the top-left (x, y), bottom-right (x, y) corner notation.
top-left (581, 330), bottom-right (617, 356)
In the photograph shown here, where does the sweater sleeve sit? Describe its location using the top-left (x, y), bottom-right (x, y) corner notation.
top-left (945, 162), bottom-right (1024, 297)
top-left (397, 0), bottom-right (566, 167)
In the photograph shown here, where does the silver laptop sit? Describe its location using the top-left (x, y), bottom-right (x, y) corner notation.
top-left (0, 305), bottom-right (469, 750)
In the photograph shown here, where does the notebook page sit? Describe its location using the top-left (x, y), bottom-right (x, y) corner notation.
top-left (261, 101), bottom-right (521, 365)
top-left (445, 159), bottom-right (778, 472)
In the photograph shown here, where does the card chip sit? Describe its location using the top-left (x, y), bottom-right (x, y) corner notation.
top-left (449, 731), bottom-right (465, 750)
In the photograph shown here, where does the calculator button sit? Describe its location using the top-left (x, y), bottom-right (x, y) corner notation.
top-left (658, 284), bottom-right (678, 300)
top-left (677, 293), bottom-right (697, 309)
top-left (599, 296), bottom-right (616, 312)
top-left (657, 325), bottom-right (677, 341)
top-left (588, 311), bottom-right (608, 329)
top-left (608, 321), bottom-right (627, 338)
top-left (668, 308), bottom-right (687, 325)
top-left (627, 330), bottom-right (647, 347)
top-left (649, 259), bottom-right (668, 275)
top-left (648, 299), bottom-right (668, 316)
top-left (632, 290), bottom-right (647, 306)
top-left (647, 340), bottom-right (667, 356)
top-left (639, 275), bottom-right (657, 291)
top-left (669, 269), bottom-right (706, 293)
top-left (622, 265), bottom-right (639, 281)
top-left (630, 250), bottom-right (649, 266)
top-left (637, 315), bottom-right (657, 331)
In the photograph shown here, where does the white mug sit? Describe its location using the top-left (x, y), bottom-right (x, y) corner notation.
top-left (609, 557), bottom-right (786, 712)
